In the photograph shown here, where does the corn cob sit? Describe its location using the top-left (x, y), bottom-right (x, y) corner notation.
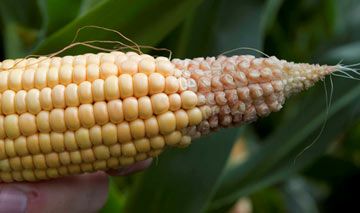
top-left (0, 51), bottom-right (334, 182)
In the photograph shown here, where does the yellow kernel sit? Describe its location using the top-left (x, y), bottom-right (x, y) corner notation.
top-left (134, 138), bottom-right (150, 153)
top-left (151, 93), bottom-right (170, 115)
top-left (104, 76), bottom-right (120, 101)
top-left (165, 76), bottom-right (179, 94)
top-left (19, 113), bottom-right (37, 136)
top-left (101, 53), bottom-right (115, 64)
top-left (73, 65), bottom-right (86, 84)
top-left (67, 164), bottom-right (81, 174)
top-left (59, 152), bottom-right (71, 165)
top-left (93, 102), bottom-right (109, 125)
top-left (121, 143), bottom-right (137, 156)
top-left (46, 153), bottom-right (60, 168)
top-left (107, 100), bottom-right (124, 124)
top-left (87, 54), bottom-right (100, 65)
top-left (65, 83), bottom-right (80, 107)
top-left (118, 74), bottom-right (133, 98)
top-left (21, 156), bottom-right (34, 169)
top-left (64, 107), bottom-right (81, 131)
top-left (15, 90), bottom-right (27, 114)
top-left (40, 88), bottom-right (53, 110)
top-left (78, 104), bottom-right (96, 128)
top-left (87, 64), bottom-right (100, 82)
top-left (157, 111), bottom-right (176, 134)
top-left (0, 139), bottom-right (6, 159)
top-left (2, 90), bottom-right (15, 115)
top-left (164, 131), bottom-right (182, 146)
top-left (50, 132), bottom-right (65, 152)
top-left (47, 67), bottom-right (59, 88)
top-left (117, 122), bottom-right (132, 143)
top-left (149, 73), bottom-right (165, 94)
top-left (119, 156), bottom-right (135, 166)
top-left (144, 116), bottom-right (159, 137)
top-left (8, 69), bottom-right (23, 91)
top-left (5, 139), bottom-right (16, 157)
top-left (22, 68), bottom-right (35, 90)
top-left (0, 116), bottom-right (4, 139)
top-left (149, 136), bottom-right (165, 149)
top-left (0, 72), bottom-right (9, 92)
top-left (169, 93), bottom-right (181, 111)
top-left (51, 85), bottom-right (66, 108)
top-left (138, 96), bottom-right (153, 119)
top-left (27, 134), bottom-right (40, 154)
top-left (100, 62), bottom-right (118, 79)
top-left (64, 131), bottom-right (78, 151)
top-left (49, 109), bottom-right (66, 132)
top-left (26, 89), bottom-right (41, 114)
top-left (14, 136), bottom-right (28, 156)
top-left (36, 111), bottom-right (51, 132)
top-left (175, 109), bottom-right (189, 130)
top-left (94, 145), bottom-right (110, 160)
top-left (133, 73), bottom-right (148, 97)
top-left (59, 64), bottom-right (73, 85)
top-left (120, 60), bottom-right (138, 75)
top-left (89, 125), bottom-right (102, 145)
top-left (9, 157), bottom-right (23, 171)
top-left (109, 144), bottom-right (121, 157)
top-left (92, 79), bottom-right (105, 101)
top-left (70, 151), bottom-right (82, 164)
top-left (34, 170), bottom-right (48, 180)
top-left (93, 160), bottom-right (107, 170)
top-left (123, 97), bottom-right (138, 121)
top-left (130, 119), bottom-right (145, 139)
top-left (4, 114), bottom-right (20, 139)
top-left (187, 107), bottom-right (203, 125)
top-left (81, 149), bottom-right (95, 163)
top-left (34, 67), bottom-right (47, 89)
top-left (138, 59), bottom-right (155, 75)
top-left (156, 60), bottom-right (174, 76)
top-left (75, 128), bottom-right (92, 149)
top-left (107, 157), bottom-right (119, 169)
top-left (80, 163), bottom-right (94, 172)
top-left (39, 133), bottom-right (52, 153)
top-left (101, 123), bottom-right (118, 146)
top-left (78, 81), bottom-right (93, 104)
top-left (181, 91), bottom-right (198, 109)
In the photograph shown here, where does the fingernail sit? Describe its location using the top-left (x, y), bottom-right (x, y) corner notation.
top-left (0, 187), bottom-right (28, 213)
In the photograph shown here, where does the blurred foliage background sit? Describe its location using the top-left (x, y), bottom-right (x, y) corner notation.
top-left (1, 0), bottom-right (360, 212)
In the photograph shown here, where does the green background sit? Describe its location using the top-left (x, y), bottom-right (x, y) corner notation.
top-left (1, 0), bottom-right (360, 212)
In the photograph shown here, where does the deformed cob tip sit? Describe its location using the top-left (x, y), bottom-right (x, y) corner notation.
top-left (0, 52), bottom-right (336, 182)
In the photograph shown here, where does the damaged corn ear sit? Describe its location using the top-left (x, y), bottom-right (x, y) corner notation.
top-left (0, 51), bottom-right (335, 182)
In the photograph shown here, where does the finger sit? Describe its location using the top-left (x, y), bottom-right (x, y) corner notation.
top-left (107, 158), bottom-right (153, 176)
top-left (0, 172), bottom-right (109, 213)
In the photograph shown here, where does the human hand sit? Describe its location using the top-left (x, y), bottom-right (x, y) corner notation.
top-left (0, 159), bottom-right (152, 213)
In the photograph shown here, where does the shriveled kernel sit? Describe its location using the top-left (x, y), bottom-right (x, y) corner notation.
top-left (81, 149), bottom-right (96, 163)
top-left (64, 107), bottom-right (81, 131)
top-left (148, 73), bottom-right (165, 94)
top-left (19, 113), bottom-right (37, 136)
top-left (73, 65), bottom-right (86, 84)
top-left (118, 74), bottom-right (133, 98)
top-left (157, 111), bottom-right (176, 134)
top-left (89, 125), bottom-right (102, 145)
top-left (78, 81), bottom-right (93, 104)
top-left (78, 104), bottom-right (96, 128)
top-left (181, 91), bottom-right (198, 109)
top-left (92, 79), bottom-right (105, 101)
top-left (138, 96), bottom-right (153, 119)
top-left (34, 67), bottom-right (47, 89)
top-left (14, 136), bottom-right (28, 156)
top-left (169, 93), bottom-right (181, 111)
top-left (148, 149), bottom-right (162, 157)
top-left (65, 84), bottom-right (80, 107)
top-left (49, 109), bottom-right (66, 132)
top-left (121, 143), bottom-right (137, 156)
top-left (109, 144), bottom-right (121, 157)
top-left (187, 107), bottom-right (203, 126)
top-left (39, 133), bottom-right (52, 153)
top-left (165, 76), bottom-right (179, 94)
top-left (107, 100), bottom-right (124, 123)
top-left (156, 60), bottom-right (174, 76)
top-left (94, 145), bottom-right (110, 160)
top-left (130, 119), bottom-right (145, 139)
top-left (47, 67), bottom-right (59, 88)
top-left (151, 93), bottom-right (170, 115)
top-left (8, 69), bottom-right (23, 91)
top-left (40, 88), bottom-right (53, 110)
top-left (120, 60), bottom-right (138, 75)
top-left (52, 85), bottom-right (66, 108)
top-left (133, 73), bottom-right (148, 97)
top-left (4, 115), bottom-right (20, 139)
top-left (104, 76), bottom-right (120, 101)
top-left (2, 90), bottom-right (16, 115)
top-left (117, 122), bottom-right (132, 143)
top-left (123, 97), bottom-right (138, 121)
top-left (93, 102), bottom-right (109, 125)
top-left (15, 90), bottom-right (27, 114)
top-left (22, 69), bottom-right (35, 90)
top-left (50, 132), bottom-right (65, 152)
top-left (175, 110), bottom-right (189, 130)
top-left (101, 123), bottom-right (118, 145)
top-left (36, 111), bottom-right (50, 132)
top-left (75, 128), bottom-right (92, 149)
top-left (164, 131), bottom-right (182, 146)
top-left (138, 59), bottom-right (155, 75)
top-left (134, 138), bottom-right (151, 153)
top-left (64, 132), bottom-right (78, 151)
top-left (87, 64), bottom-right (100, 82)
top-left (27, 134), bottom-right (40, 154)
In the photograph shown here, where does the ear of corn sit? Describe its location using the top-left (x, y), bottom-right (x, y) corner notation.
top-left (0, 51), bottom-right (334, 182)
